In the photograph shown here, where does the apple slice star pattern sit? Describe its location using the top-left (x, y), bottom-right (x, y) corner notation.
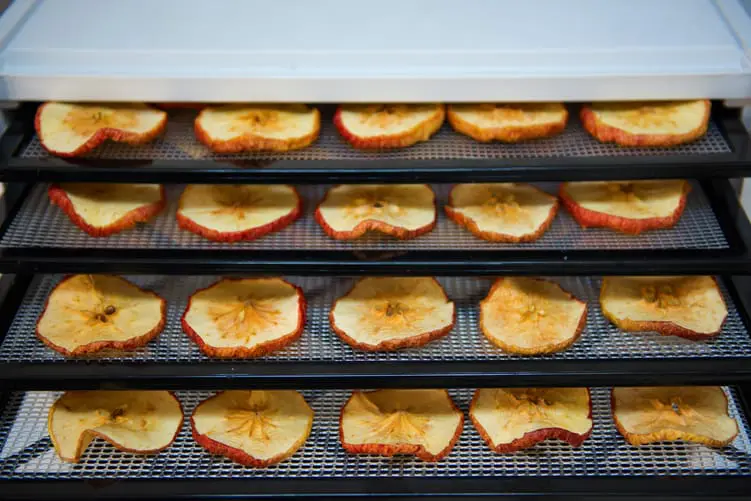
top-left (340, 389), bottom-right (463, 462)
top-left (191, 390), bottom-right (314, 467)
top-left (182, 278), bottom-right (306, 358)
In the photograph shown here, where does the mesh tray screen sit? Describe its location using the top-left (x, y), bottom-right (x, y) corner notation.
top-left (1, 275), bottom-right (748, 363)
top-left (0, 182), bottom-right (729, 251)
top-left (0, 388), bottom-right (749, 479)
top-left (19, 109), bottom-right (731, 162)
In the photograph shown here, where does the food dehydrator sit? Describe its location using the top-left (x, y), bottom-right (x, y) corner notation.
top-left (1, 0), bottom-right (751, 498)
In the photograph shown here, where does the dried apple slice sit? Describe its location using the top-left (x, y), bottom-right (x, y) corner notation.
top-left (36, 102), bottom-right (167, 157)
top-left (480, 277), bottom-right (586, 355)
top-left (445, 183), bottom-right (558, 242)
top-left (182, 278), bottom-right (305, 358)
top-left (176, 184), bottom-right (301, 242)
top-left (334, 104), bottom-right (445, 149)
top-left (470, 388), bottom-right (592, 452)
top-left (340, 389), bottom-right (463, 462)
top-left (49, 183), bottom-right (166, 237)
top-left (195, 104), bottom-right (320, 153)
top-left (36, 275), bottom-right (166, 356)
top-left (191, 390), bottom-right (313, 467)
top-left (315, 184), bottom-right (436, 240)
top-left (330, 277), bottom-right (455, 351)
top-left (600, 276), bottom-right (727, 340)
top-left (581, 100), bottom-right (710, 147)
top-left (48, 390), bottom-right (183, 463)
top-left (559, 180), bottom-right (690, 234)
top-left (612, 386), bottom-right (738, 447)
top-left (447, 103), bottom-right (567, 142)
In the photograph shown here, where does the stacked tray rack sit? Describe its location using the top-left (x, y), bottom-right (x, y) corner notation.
top-left (2, 101), bottom-right (751, 499)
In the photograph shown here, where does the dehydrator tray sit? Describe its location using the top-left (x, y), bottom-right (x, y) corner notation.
top-left (0, 387), bottom-right (749, 499)
top-left (3, 103), bottom-right (751, 184)
top-left (1, 275), bottom-right (751, 389)
top-left (0, 179), bottom-right (747, 276)
top-left (0, 182), bottom-right (729, 251)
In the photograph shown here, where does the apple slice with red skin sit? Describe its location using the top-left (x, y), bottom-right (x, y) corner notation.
top-left (49, 183), bottom-right (166, 237)
top-left (600, 276), bottom-right (727, 340)
top-left (480, 277), bottom-right (587, 355)
top-left (176, 184), bottom-right (301, 242)
top-left (36, 102), bottom-right (167, 158)
top-left (559, 180), bottom-right (690, 235)
top-left (315, 184), bottom-right (436, 240)
top-left (445, 183), bottom-right (558, 242)
top-left (447, 103), bottom-right (567, 142)
top-left (191, 390), bottom-right (313, 467)
top-left (339, 389), bottom-right (463, 462)
top-left (36, 274), bottom-right (166, 357)
top-left (48, 390), bottom-right (183, 463)
top-left (330, 277), bottom-right (455, 351)
top-left (334, 104), bottom-right (445, 149)
top-left (580, 100), bottom-right (710, 147)
top-left (612, 386), bottom-right (738, 447)
top-left (195, 104), bottom-right (320, 153)
top-left (470, 388), bottom-right (593, 452)
top-left (182, 277), bottom-right (305, 359)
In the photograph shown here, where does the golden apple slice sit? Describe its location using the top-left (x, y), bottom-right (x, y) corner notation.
top-left (48, 390), bottom-right (183, 463)
top-left (470, 388), bottom-right (592, 452)
top-left (445, 183), bottom-right (558, 242)
top-left (334, 104), bottom-right (445, 149)
top-left (182, 278), bottom-right (305, 358)
top-left (559, 180), bottom-right (690, 234)
top-left (49, 183), bottom-right (165, 237)
top-left (36, 275), bottom-right (166, 356)
top-left (600, 276), bottom-right (727, 340)
top-left (315, 184), bottom-right (436, 240)
top-left (191, 390), bottom-right (313, 467)
top-left (447, 103), bottom-right (567, 142)
top-left (36, 102), bottom-right (167, 157)
top-left (330, 277), bottom-right (455, 351)
top-left (195, 104), bottom-right (320, 153)
top-left (340, 389), bottom-right (463, 462)
top-left (612, 386), bottom-right (738, 447)
top-left (581, 100), bottom-right (710, 147)
top-left (480, 277), bottom-right (586, 355)
top-left (176, 184), bottom-right (301, 242)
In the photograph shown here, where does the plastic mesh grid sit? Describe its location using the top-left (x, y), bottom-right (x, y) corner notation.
top-left (0, 182), bottom-right (729, 251)
top-left (19, 109), bottom-right (731, 161)
top-left (0, 388), bottom-right (748, 479)
top-left (0, 275), bottom-right (748, 364)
